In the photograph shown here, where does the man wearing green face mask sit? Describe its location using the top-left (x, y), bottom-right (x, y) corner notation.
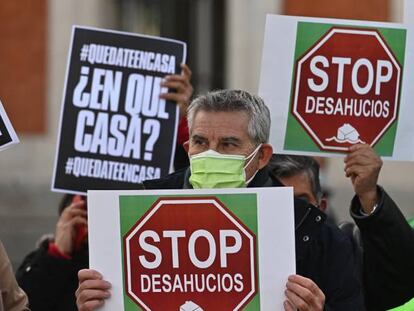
top-left (76, 90), bottom-right (364, 311)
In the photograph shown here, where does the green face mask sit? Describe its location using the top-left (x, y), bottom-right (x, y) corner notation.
top-left (189, 144), bottom-right (262, 189)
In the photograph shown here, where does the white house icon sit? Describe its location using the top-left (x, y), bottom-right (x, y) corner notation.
top-left (180, 300), bottom-right (204, 311)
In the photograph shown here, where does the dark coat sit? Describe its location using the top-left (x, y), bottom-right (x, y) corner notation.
top-left (350, 188), bottom-right (414, 311)
top-left (16, 240), bottom-right (88, 311)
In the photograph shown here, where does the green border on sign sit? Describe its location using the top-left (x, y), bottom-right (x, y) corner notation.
top-left (284, 21), bottom-right (407, 156)
top-left (118, 193), bottom-right (260, 311)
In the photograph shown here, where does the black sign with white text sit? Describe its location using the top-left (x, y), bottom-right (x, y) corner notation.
top-left (52, 26), bottom-right (186, 194)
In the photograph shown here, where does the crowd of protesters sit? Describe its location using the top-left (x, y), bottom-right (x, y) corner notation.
top-left (1, 65), bottom-right (413, 311)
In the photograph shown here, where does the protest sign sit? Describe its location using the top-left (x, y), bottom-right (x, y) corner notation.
top-left (405, 0), bottom-right (414, 23)
top-left (0, 99), bottom-right (19, 151)
top-left (259, 15), bottom-right (414, 160)
top-left (88, 187), bottom-right (295, 310)
top-left (52, 26), bottom-right (186, 194)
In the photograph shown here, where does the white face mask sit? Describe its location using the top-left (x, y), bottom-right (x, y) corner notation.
top-left (189, 144), bottom-right (262, 189)
top-left (243, 144), bottom-right (263, 184)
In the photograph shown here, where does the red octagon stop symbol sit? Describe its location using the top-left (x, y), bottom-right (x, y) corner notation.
top-left (292, 27), bottom-right (402, 151)
top-left (124, 197), bottom-right (257, 311)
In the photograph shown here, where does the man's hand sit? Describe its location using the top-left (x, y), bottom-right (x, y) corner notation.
top-left (54, 200), bottom-right (87, 256)
top-left (344, 144), bottom-right (382, 214)
top-left (159, 63), bottom-right (193, 118)
top-left (76, 269), bottom-right (111, 311)
top-left (284, 275), bottom-right (325, 311)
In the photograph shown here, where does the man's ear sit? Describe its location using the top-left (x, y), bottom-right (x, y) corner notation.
top-left (183, 140), bottom-right (189, 153)
top-left (319, 197), bottom-right (328, 212)
top-left (258, 143), bottom-right (273, 170)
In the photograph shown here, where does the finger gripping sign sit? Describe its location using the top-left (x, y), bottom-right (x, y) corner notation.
top-left (52, 26), bottom-right (186, 194)
top-left (88, 188), bottom-right (296, 310)
top-left (291, 26), bottom-right (402, 153)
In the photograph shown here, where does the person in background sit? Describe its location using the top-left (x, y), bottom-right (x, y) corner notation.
top-left (269, 154), bottom-right (326, 211)
top-left (344, 144), bottom-right (414, 311)
top-left (161, 64), bottom-right (193, 170)
top-left (0, 240), bottom-right (29, 311)
top-left (269, 146), bottom-right (414, 311)
top-left (16, 194), bottom-right (86, 311)
top-left (0, 125), bottom-right (30, 311)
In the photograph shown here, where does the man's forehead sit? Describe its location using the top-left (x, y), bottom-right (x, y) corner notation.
top-left (193, 108), bottom-right (249, 119)
top-left (191, 110), bottom-right (250, 135)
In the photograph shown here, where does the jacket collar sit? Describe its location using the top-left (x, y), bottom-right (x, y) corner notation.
top-left (182, 165), bottom-right (326, 231)
top-left (248, 166), bottom-right (277, 187)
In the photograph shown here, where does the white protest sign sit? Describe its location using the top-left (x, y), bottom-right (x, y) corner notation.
top-left (88, 187), bottom-right (295, 310)
top-left (259, 15), bottom-right (414, 160)
top-left (0, 99), bottom-right (19, 151)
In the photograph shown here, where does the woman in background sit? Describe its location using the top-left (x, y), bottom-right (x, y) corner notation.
top-left (0, 240), bottom-right (29, 311)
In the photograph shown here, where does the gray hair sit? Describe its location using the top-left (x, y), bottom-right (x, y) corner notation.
top-left (187, 90), bottom-right (271, 145)
top-left (269, 154), bottom-right (323, 202)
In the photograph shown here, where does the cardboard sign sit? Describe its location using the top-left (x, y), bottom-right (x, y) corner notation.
top-left (259, 15), bottom-right (414, 160)
top-left (88, 187), bottom-right (295, 310)
top-left (0, 99), bottom-right (19, 151)
top-left (52, 26), bottom-right (186, 194)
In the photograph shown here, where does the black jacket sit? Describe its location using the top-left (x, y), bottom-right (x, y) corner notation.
top-left (350, 188), bottom-right (414, 311)
top-left (16, 167), bottom-right (375, 311)
top-left (16, 239), bottom-right (88, 311)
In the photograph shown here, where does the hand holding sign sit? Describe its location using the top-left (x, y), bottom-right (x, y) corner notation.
top-left (160, 63), bottom-right (193, 118)
top-left (76, 269), bottom-right (111, 311)
top-left (284, 275), bottom-right (325, 311)
top-left (76, 272), bottom-right (326, 311)
top-left (54, 197), bottom-right (87, 256)
top-left (344, 144), bottom-right (382, 214)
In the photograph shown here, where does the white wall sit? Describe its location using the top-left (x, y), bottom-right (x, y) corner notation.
top-left (226, 0), bottom-right (282, 93)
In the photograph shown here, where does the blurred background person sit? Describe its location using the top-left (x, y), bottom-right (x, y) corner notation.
top-left (16, 194), bottom-right (85, 311)
top-left (269, 153), bottom-right (336, 223)
top-left (269, 145), bottom-right (414, 311)
top-left (0, 240), bottom-right (29, 311)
